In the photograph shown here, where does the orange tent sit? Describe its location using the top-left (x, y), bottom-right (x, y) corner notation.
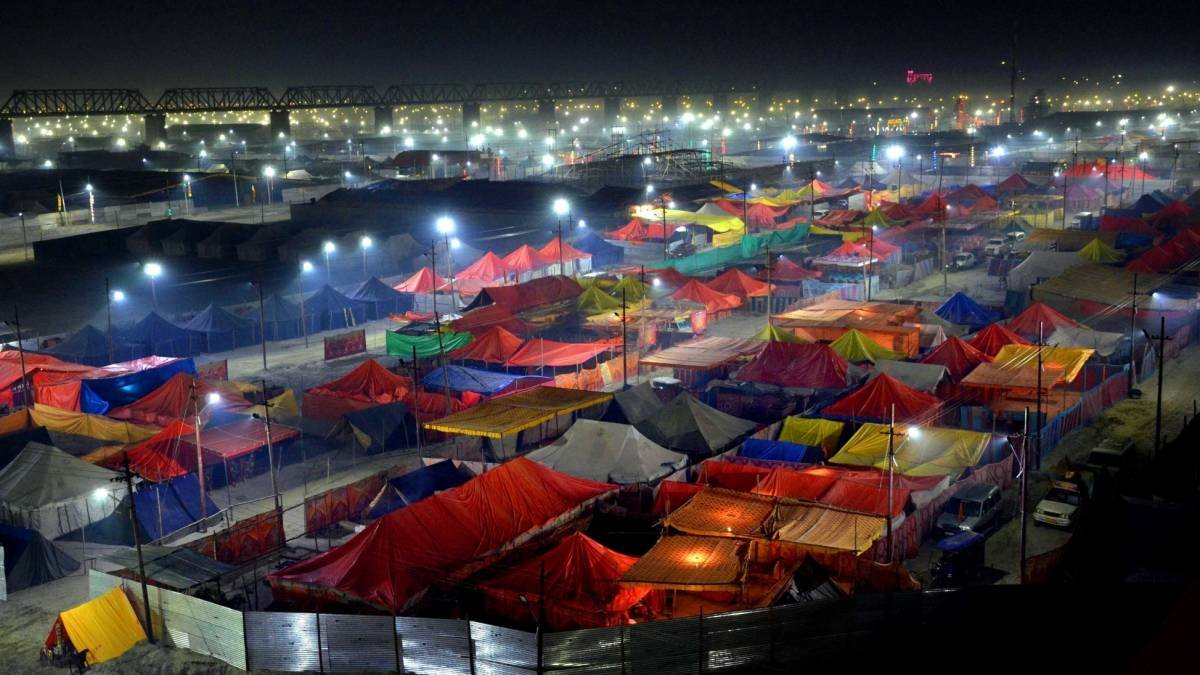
top-left (705, 268), bottom-right (774, 298)
top-left (671, 279), bottom-right (743, 312)
top-left (447, 325), bottom-right (525, 363)
top-left (537, 237), bottom-right (591, 263)
top-left (822, 373), bottom-right (940, 422)
top-left (967, 323), bottom-right (1031, 357)
top-left (394, 267), bottom-right (446, 293)
top-left (457, 251), bottom-right (510, 282)
top-left (101, 420), bottom-right (194, 481)
top-left (503, 245), bottom-right (555, 275)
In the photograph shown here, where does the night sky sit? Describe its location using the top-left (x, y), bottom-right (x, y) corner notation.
top-left (2, 0), bottom-right (1197, 96)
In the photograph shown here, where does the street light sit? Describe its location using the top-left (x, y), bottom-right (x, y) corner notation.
top-left (262, 165), bottom-right (276, 205)
top-left (206, 392), bottom-right (221, 406)
top-left (360, 235), bottom-right (373, 277)
top-left (323, 241), bottom-right (336, 282)
top-left (436, 216), bottom-right (457, 299)
top-left (552, 198), bottom-right (571, 273)
top-left (885, 145), bottom-right (905, 196)
top-left (106, 280), bottom-right (125, 363)
top-left (144, 262), bottom-right (163, 308)
top-left (298, 261), bottom-right (313, 347)
top-left (781, 135), bottom-right (797, 165)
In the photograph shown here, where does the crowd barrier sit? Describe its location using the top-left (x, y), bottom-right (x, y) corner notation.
top-left (303, 471), bottom-right (388, 533)
top-left (184, 509), bottom-right (285, 565)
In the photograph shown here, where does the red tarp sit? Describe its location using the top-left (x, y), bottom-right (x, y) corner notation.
top-left (306, 359), bottom-right (411, 404)
top-left (394, 267), bottom-right (446, 293)
top-left (107, 372), bottom-right (249, 427)
top-left (746, 203), bottom-right (789, 227)
top-left (267, 457), bottom-right (614, 613)
top-left (472, 276), bottom-right (583, 314)
top-left (910, 193), bottom-right (948, 216)
top-left (828, 241), bottom-right (874, 258)
top-left (822, 373), bottom-right (941, 422)
top-left (670, 279), bottom-right (743, 312)
top-left (649, 267), bottom-right (692, 290)
top-left (695, 460), bottom-right (773, 492)
top-left (506, 338), bottom-right (614, 368)
top-left (180, 417), bottom-right (300, 466)
top-left (1099, 215), bottom-right (1156, 234)
top-left (0, 352), bottom-right (93, 407)
top-left (858, 236), bottom-right (901, 258)
top-left (704, 268), bottom-right (774, 298)
top-left (652, 481), bottom-right (704, 515)
top-left (451, 305), bottom-right (532, 336)
top-left (503, 245), bottom-right (555, 275)
top-left (479, 531), bottom-right (649, 630)
top-left (448, 325), bottom-right (525, 363)
top-left (1148, 201), bottom-right (1193, 226)
top-left (102, 419), bottom-right (194, 482)
top-left (919, 336), bottom-right (992, 381)
top-left (996, 174), bottom-right (1035, 192)
top-left (815, 210), bottom-right (860, 226)
top-left (764, 256), bottom-right (821, 281)
top-left (457, 251), bottom-right (510, 282)
top-left (880, 201), bottom-right (912, 221)
top-left (537, 237), bottom-right (592, 263)
top-left (711, 199), bottom-right (745, 216)
top-left (734, 342), bottom-right (848, 389)
top-left (967, 323), bottom-right (1031, 357)
top-left (406, 389), bottom-right (467, 419)
top-left (1007, 302), bottom-right (1080, 338)
top-left (1064, 161), bottom-right (1151, 181)
top-left (947, 184), bottom-right (988, 204)
top-left (1125, 257), bottom-right (1158, 274)
top-left (752, 464), bottom-right (945, 518)
top-left (606, 218), bottom-right (653, 241)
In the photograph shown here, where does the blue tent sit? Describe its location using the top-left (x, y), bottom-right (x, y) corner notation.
top-left (304, 284), bottom-right (368, 331)
top-left (1133, 192), bottom-right (1171, 214)
top-left (182, 303), bottom-right (258, 353)
top-left (121, 311), bottom-right (202, 357)
top-left (366, 460), bottom-right (475, 519)
top-left (935, 292), bottom-right (999, 329)
top-left (133, 474), bottom-right (219, 541)
top-left (572, 231), bottom-right (624, 268)
top-left (837, 177), bottom-right (860, 189)
top-left (740, 438), bottom-right (824, 464)
top-left (422, 365), bottom-right (549, 396)
top-left (46, 324), bottom-right (143, 366)
top-left (80, 357), bottom-right (197, 414)
top-left (259, 293), bottom-right (312, 341)
top-left (339, 402), bottom-right (416, 452)
top-left (348, 277), bottom-right (412, 319)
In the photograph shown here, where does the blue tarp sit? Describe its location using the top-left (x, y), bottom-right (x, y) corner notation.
top-left (348, 277), bottom-right (412, 319)
top-left (80, 357), bottom-right (197, 415)
top-left (133, 474), bottom-right (219, 541)
top-left (572, 231), bottom-right (624, 268)
top-left (935, 292), bottom-right (999, 329)
top-left (121, 312), bottom-right (202, 357)
top-left (182, 303), bottom-right (258, 352)
top-left (366, 460), bottom-right (475, 519)
top-left (1115, 232), bottom-right (1154, 250)
top-left (421, 365), bottom-right (548, 396)
top-left (259, 293), bottom-right (312, 341)
top-left (46, 324), bottom-right (143, 367)
top-left (740, 438), bottom-right (825, 464)
top-left (0, 523), bottom-right (80, 591)
top-left (304, 284), bottom-right (368, 331)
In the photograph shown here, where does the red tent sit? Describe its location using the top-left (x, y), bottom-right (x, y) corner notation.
top-left (858, 236), bottom-right (901, 258)
top-left (101, 419), bottom-right (194, 482)
top-left (1099, 215), bottom-right (1156, 234)
top-left (829, 241), bottom-right (874, 258)
top-left (765, 256), bottom-right (821, 281)
top-left (967, 323), bottom-right (1031, 357)
top-left (753, 465), bottom-right (945, 517)
top-left (652, 480), bottom-right (704, 515)
top-left (746, 203), bottom-right (789, 227)
top-left (815, 210), bottom-right (860, 226)
top-left (997, 174), bottom-right (1035, 192)
top-left (469, 276), bottom-right (583, 314)
top-left (966, 195), bottom-right (999, 212)
top-left (303, 359), bottom-right (413, 421)
top-left (503, 245), bottom-right (555, 275)
top-left (406, 389), bottom-right (466, 419)
top-left (734, 341), bottom-right (848, 389)
top-left (911, 193), bottom-right (948, 216)
top-left (537, 237), bottom-right (592, 264)
top-left (457, 251), bottom-right (510, 282)
top-left (705, 268), bottom-right (774, 298)
top-left (919, 336), bottom-right (992, 381)
top-left (1, 353), bottom-right (93, 408)
top-left (1064, 161), bottom-right (1151, 181)
top-left (1125, 257), bottom-right (1158, 274)
top-left (1007, 302), bottom-right (1080, 338)
top-left (606, 218), bottom-right (659, 241)
top-left (1148, 201), bottom-right (1194, 227)
top-left (947, 184), bottom-right (988, 204)
top-left (394, 267), bottom-right (446, 293)
top-left (648, 267), bottom-right (692, 290)
top-left (880, 201), bottom-right (912, 221)
top-left (822, 373), bottom-right (940, 422)
top-left (451, 304), bottom-right (532, 336)
top-left (447, 325), bottom-right (524, 363)
top-left (267, 457), bottom-right (614, 613)
top-left (107, 372), bottom-right (249, 427)
top-left (506, 338), bottom-right (614, 368)
top-left (478, 532), bottom-right (650, 630)
top-left (711, 199), bottom-right (745, 216)
top-left (670, 279), bottom-right (743, 312)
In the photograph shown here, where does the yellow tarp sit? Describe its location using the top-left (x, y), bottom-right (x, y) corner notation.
top-left (752, 324), bottom-right (808, 344)
top-left (829, 423), bottom-right (991, 477)
top-left (1077, 237), bottom-right (1124, 263)
top-left (863, 209), bottom-right (898, 228)
top-left (0, 408), bottom-right (31, 435)
top-left (30, 404), bottom-right (159, 443)
top-left (610, 275), bottom-right (649, 302)
top-left (810, 226), bottom-right (863, 242)
top-left (778, 417), bottom-right (844, 454)
top-left (55, 586), bottom-right (146, 665)
top-left (632, 207), bottom-right (746, 234)
top-left (710, 180), bottom-right (743, 194)
top-left (233, 389), bottom-right (301, 425)
top-left (424, 387), bottom-right (612, 438)
top-left (80, 445), bottom-right (127, 465)
top-left (992, 344), bottom-right (1095, 384)
top-left (829, 329), bottom-right (903, 363)
top-left (774, 503), bottom-right (886, 553)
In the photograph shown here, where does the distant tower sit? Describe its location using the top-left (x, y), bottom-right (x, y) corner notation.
top-left (955, 97), bottom-right (969, 130)
top-left (1023, 89), bottom-right (1048, 122)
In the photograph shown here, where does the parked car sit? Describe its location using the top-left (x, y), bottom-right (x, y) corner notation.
top-left (983, 238), bottom-right (1011, 256)
top-left (936, 483), bottom-right (1002, 536)
top-left (1084, 437), bottom-right (1134, 475)
top-left (1033, 478), bottom-right (1088, 528)
top-left (1005, 230), bottom-right (1026, 243)
top-left (951, 251), bottom-right (977, 270)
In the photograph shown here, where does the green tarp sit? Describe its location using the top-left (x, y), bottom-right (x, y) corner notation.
top-left (386, 331), bottom-right (474, 360)
top-left (650, 223), bottom-right (811, 275)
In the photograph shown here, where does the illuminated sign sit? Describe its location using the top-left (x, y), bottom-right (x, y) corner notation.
top-left (906, 70), bottom-right (934, 85)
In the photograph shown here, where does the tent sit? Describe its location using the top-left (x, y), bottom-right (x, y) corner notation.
top-left (739, 438), bottom-right (824, 464)
top-left (106, 372), bottom-right (248, 427)
top-left (935, 292), bottom-right (998, 329)
top-left (639, 394), bottom-right (756, 456)
top-left (46, 325), bottom-right (142, 367)
top-left (503, 244), bottom-right (555, 280)
top-left (778, 417), bottom-right (845, 455)
top-left (133, 474), bottom-right (220, 540)
top-left (44, 586), bottom-right (147, 665)
top-left (1047, 325), bottom-right (1124, 358)
top-left (348, 277), bottom-right (411, 319)
top-left (571, 231), bottom-right (624, 268)
top-left (105, 544), bottom-right (232, 591)
top-left (268, 457), bottom-right (614, 613)
top-left (103, 420), bottom-right (194, 482)
top-left (920, 336), bottom-right (992, 381)
top-left (0, 425), bottom-right (54, 472)
top-left (967, 323), bottom-right (1031, 357)
top-left (537, 237), bottom-right (593, 275)
top-left (303, 285), bottom-right (368, 331)
top-left (829, 423), bottom-right (991, 477)
top-left (0, 442), bottom-right (127, 539)
top-left (734, 341), bottom-right (850, 389)
top-left (478, 532), bottom-right (649, 630)
top-left (829, 329), bottom-right (903, 363)
top-left (647, 267), bottom-right (692, 291)
top-left (577, 285), bottom-right (623, 314)
top-left (997, 173), bottom-right (1036, 193)
top-left (765, 256), bottom-right (821, 281)
top-left (447, 325), bottom-right (525, 363)
top-left (599, 382), bottom-right (667, 426)
top-left (77, 356), bottom-right (198, 415)
top-left (456, 251), bottom-right (510, 283)
top-left (705, 268), bottom-right (774, 298)
top-left (451, 304), bottom-right (531, 336)
top-left (752, 323), bottom-right (808, 343)
top-left (386, 330), bottom-right (473, 361)
top-left (334, 402), bottom-right (417, 453)
top-left (463, 276), bottom-right (584, 314)
top-left (422, 365), bottom-right (548, 396)
top-left (506, 338), bottom-right (614, 368)
top-left (867, 360), bottom-right (950, 394)
top-left (181, 303), bottom-right (257, 353)
top-left (610, 275), bottom-right (649, 302)
top-left (258, 293), bottom-right (310, 341)
top-left (121, 312), bottom-right (201, 358)
top-left (752, 465), bottom-right (947, 518)
top-left (0, 523), bottom-right (80, 591)
top-left (1077, 238), bottom-right (1124, 263)
top-left (366, 460), bottom-right (476, 518)
top-left (1005, 251), bottom-right (1088, 291)
top-left (303, 359), bottom-right (412, 421)
top-left (670, 279), bottom-right (743, 312)
top-left (822, 373), bottom-right (940, 423)
top-left (394, 267), bottom-right (446, 294)
top-left (1007, 302), bottom-right (1080, 339)
top-left (526, 419), bottom-right (686, 484)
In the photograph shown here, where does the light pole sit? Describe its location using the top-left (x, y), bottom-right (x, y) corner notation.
top-left (262, 166), bottom-right (276, 205)
top-left (885, 145), bottom-right (905, 199)
top-left (144, 262), bottom-right (162, 308)
top-left (781, 135), bottom-right (797, 167)
top-left (552, 198), bottom-right (570, 273)
top-left (18, 211), bottom-right (27, 261)
top-left (322, 240), bottom-right (336, 284)
top-left (182, 174), bottom-right (191, 216)
top-left (299, 260), bottom-right (313, 347)
top-left (360, 235), bottom-right (373, 278)
top-left (106, 281), bottom-right (124, 364)
top-left (1138, 151), bottom-right (1148, 196)
top-left (435, 216), bottom-right (457, 301)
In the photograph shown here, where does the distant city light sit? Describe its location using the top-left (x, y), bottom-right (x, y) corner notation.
top-left (360, 235), bottom-right (373, 249)
top-left (111, 289), bottom-right (125, 302)
top-left (301, 260), bottom-right (314, 273)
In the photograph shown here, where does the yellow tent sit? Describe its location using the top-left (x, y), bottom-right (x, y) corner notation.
top-left (231, 388), bottom-right (301, 425)
top-left (863, 209), bottom-right (898, 228)
top-left (46, 586), bottom-right (146, 665)
top-left (577, 285), bottom-right (623, 314)
top-left (810, 225), bottom-right (864, 242)
top-left (1077, 237), bottom-right (1124, 263)
top-left (992, 344), bottom-right (1095, 384)
top-left (425, 387), bottom-right (613, 438)
top-left (829, 423), bottom-right (990, 477)
top-left (829, 329), bottom-right (904, 363)
top-left (778, 416), bottom-right (844, 454)
top-left (610, 275), bottom-right (649, 302)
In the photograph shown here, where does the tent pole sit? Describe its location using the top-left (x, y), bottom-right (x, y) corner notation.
top-left (1019, 406), bottom-right (1029, 583)
top-left (621, 289), bottom-right (629, 390)
top-left (190, 379), bottom-right (208, 530)
top-left (123, 455), bottom-right (155, 643)
top-left (11, 305), bottom-right (28, 410)
top-left (412, 346), bottom-right (423, 459)
top-left (257, 278), bottom-right (268, 371)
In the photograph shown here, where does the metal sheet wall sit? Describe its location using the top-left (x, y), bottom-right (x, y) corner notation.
top-left (470, 621), bottom-right (537, 675)
top-left (152, 585), bottom-right (247, 670)
top-left (1, 546), bottom-right (6, 601)
top-left (544, 626), bottom-right (626, 675)
top-left (245, 611), bottom-right (320, 672)
top-left (626, 616), bottom-right (701, 675)
top-left (320, 613), bottom-right (398, 672)
top-left (396, 616), bottom-right (471, 674)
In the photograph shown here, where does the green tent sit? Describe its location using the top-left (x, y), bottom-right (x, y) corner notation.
top-left (752, 324), bottom-right (807, 343)
top-left (610, 275), bottom-right (649, 302)
top-left (829, 329), bottom-right (903, 363)
top-left (863, 209), bottom-right (898, 228)
top-left (1077, 237), bottom-right (1124, 263)
top-left (577, 285), bottom-right (623, 314)
top-left (386, 331), bottom-right (473, 360)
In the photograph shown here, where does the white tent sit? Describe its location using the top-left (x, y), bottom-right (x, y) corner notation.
top-left (0, 443), bottom-right (127, 539)
top-left (1048, 325), bottom-right (1124, 357)
top-left (526, 419), bottom-right (687, 484)
top-left (697, 202), bottom-right (731, 216)
top-left (867, 360), bottom-right (950, 393)
top-left (1006, 251), bottom-right (1086, 291)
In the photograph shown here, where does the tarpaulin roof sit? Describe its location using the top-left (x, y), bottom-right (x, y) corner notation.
top-left (605, 218), bottom-right (659, 241)
top-left (765, 256), bottom-right (821, 281)
top-left (105, 544), bottom-right (232, 590)
top-left (304, 284), bottom-right (368, 315)
top-left (1077, 237), bottom-right (1124, 263)
top-left (1007, 302), bottom-right (1080, 338)
top-left (664, 488), bottom-right (774, 538)
top-left (829, 329), bottom-right (903, 363)
top-left (181, 303), bottom-right (252, 334)
top-left (828, 241), bottom-right (874, 258)
top-left (109, 419), bottom-right (194, 482)
top-left (1, 352), bottom-right (93, 401)
top-left (348, 276), bottom-right (409, 304)
top-left (478, 531), bottom-right (646, 630)
top-left (394, 267), bottom-right (446, 294)
top-left (752, 323), bottom-right (810, 343)
top-left (45, 325), bottom-right (142, 367)
top-left (753, 465), bottom-right (920, 518)
top-left (734, 341), bottom-right (849, 389)
top-left (960, 359), bottom-right (1066, 391)
top-left (538, 236), bottom-right (592, 263)
top-left (821, 373), bottom-right (941, 423)
top-left (1046, 325), bottom-right (1124, 357)
top-left (181, 416), bottom-right (300, 465)
top-left (268, 457), bottom-right (614, 612)
top-left (306, 359), bottom-right (412, 403)
top-left (1034, 264), bottom-right (1180, 312)
top-left (422, 365), bottom-right (540, 396)
top-left (107, 372), bottom-right (249, 427)
top-left (992, 344), bottom-right (1094, 384)
top-left (967, 322), bottom-right (1031, 357)
top-left (830, 423), bottom-right (991, 477)
top-left (457, 251), bottom-right (510, 282)
top-left (577, 285), bottom-right (623, 314)
top-left (862, 209), bottom-right (900, 228)
top-left (611, 275), bottom-right (649, 302)
top-left (0, 523), bottom-right (79, 592)
top-left (260, 292), bottom-right (304, 322)
top-left (1099, 214), bottom-right (1156, 234)
top-left (1005, 251), bottom-right (1088, 290)
top-left (465, 276), bottom-right (583, 313)
top-left (935, 292), bottom-right (998, 328)
top-left (705, 268), bottom-right (774, 298)
top-left (121, 312), bottom-right (199, 357)
top-left (27, 405), bottom-right (158, 444)
top-left (652, 480), bottom-right (705, 516)
top-left (911, 193), bottom-right (948, 216)
top-left (599, 382), bottom-right (665, 426)
top-left (337, 402), bottom-right (415, 453)
top-left (1064, 160), bottom-right (1151, 181)
top-left (424, 388), bottom-right (612, 438)
top-left (858, 234), bottom-right (901, 258)
top-left (132, 473), bottom-right (219, 541)
top-left (77, 355), bottom-right (197, 415)
top-left (639, 336), bottom-right (763, 371)
top-left (368, 460), bottom-right (477, 518)
top-left (572, 231), bottom-right (624, 268)
top-left (778, 417), bottom-right (845, 454)
top-left (620, 535), bottom-right (744, 590)
top-left (450, 304), bottom-right (531, 336)
top-left (527, 419), bottom-right (687, 484)
top-left (920, 336), bottom-right (992, 381)
top-left (772, 501), bottom-right (886, 552)
top-left (0, 442), bottom-right (126, 539)
top-left (631, 206), bottom-right (746, 234)
top-left (648, 267), bottom-right (692, 290)
top-left (1148, 200), bottom-right (1193, 226)
top-left (670, 279), bottom-right (743, 312)
top-left (640, 394), bottom-right (757, 456)
top-left (997, 173), bottom-right (1036, 192)
top-left (447, 325), bottom-right (524, 363)
top-left (506, 338), bottom-right (614, 368)
top-left (386, 330), bottom-right (474, 361)
top-left (503, 244), bottom-right (555, 274)
top-left (44, 586), bottom-right (146, 665)
top-left (867, 360), bottom-right (949, 394)
top-left (740, 438), bottom-right (824, 464)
